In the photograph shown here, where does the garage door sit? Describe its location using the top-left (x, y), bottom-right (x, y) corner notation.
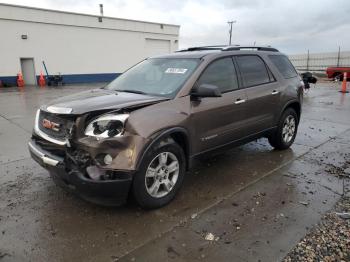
top-left (145, 39), bottom-right (171, 57)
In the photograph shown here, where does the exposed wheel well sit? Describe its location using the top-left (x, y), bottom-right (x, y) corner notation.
top-left (169, 132), bottom-right (190, 170)
top-left (137, 128), bottom-right (190, 171)
top-left (286, 102), bottom-right (301, 122)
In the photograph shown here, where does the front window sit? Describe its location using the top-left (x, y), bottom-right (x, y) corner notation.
top-left (197, 57), bottom-right (239, 93)
top-left (105, 58), bottom-right (200, 98)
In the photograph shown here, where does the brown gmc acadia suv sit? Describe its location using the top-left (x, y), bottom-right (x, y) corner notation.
top-left (29, 46), bottom-right (304, 209)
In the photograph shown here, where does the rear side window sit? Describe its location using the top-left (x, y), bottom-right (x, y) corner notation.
top-left (198, 57), bottom-right (239, 93)
top-left (269, 55), bottom-right (298, 79)
top-left (236, 55), bottom-right (270, 87)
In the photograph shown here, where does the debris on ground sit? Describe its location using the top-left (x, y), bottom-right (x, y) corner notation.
top-left (298, 201), bottom-right (309, 206)
top-left (0, 251), bottom-right (10, 259)
top-left (325, 158), bottom-right (350, 178)
top-left (284, 197), bottom-right (350, 262)
top-left (167, 246), bottom-right (180, 258)
top-left (326, 164), bottom-right (347, 177)
top-left (336, 212), bottom-right (350, 219)
top-left (204, 232), bottom-right (219, 241)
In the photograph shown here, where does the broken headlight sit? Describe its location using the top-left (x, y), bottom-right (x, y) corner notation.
top-left (84, 114), bottom-right (129, 138)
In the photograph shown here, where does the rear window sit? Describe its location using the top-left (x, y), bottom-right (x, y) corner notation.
top-left (269, 55), bottom-right (298, 79)
top-left (236, 55), bottom-right (271, 87)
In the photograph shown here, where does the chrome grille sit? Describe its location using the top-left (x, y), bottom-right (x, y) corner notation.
top-left (37, 110), bottom-right (73, 143)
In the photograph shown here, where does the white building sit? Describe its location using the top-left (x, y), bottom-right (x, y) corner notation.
top-left (0, 3), bottom-right (179, 85)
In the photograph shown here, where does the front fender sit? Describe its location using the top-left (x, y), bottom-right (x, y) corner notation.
top-left (76, 97), bottom-right (191, 172)
top-left (76, 134), bottom-right (149, 171)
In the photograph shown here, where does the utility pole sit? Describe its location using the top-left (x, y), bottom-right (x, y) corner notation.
top-left (227, 20), bottom-right (236, 46)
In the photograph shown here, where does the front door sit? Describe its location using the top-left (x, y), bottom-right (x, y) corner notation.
top-left (190, 57), bottom-right (248, 154)
top-left (20, 58), bottom-right (36, 85)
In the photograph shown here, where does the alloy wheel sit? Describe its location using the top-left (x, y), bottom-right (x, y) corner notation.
top-left (145, 152), bottom-right (180, 198)
top-left (282, 115), bottom-right (296, 143)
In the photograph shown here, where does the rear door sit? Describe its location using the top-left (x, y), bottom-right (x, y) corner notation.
top-left (190, 57), bottom-right (248, 153)
top-left (235, 55), bottom-right (280, 135)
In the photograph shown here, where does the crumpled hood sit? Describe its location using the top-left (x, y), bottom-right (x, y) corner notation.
top-left (42, 88), bottom-right (168, 114)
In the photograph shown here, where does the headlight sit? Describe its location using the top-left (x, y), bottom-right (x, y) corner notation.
top-left (84, 114), bottom-right (129, 138)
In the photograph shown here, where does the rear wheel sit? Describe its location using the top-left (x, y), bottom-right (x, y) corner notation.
top-left (132, 138), bottom-right (185, 209)
top-left (268, 108), bottom-right (298, 150)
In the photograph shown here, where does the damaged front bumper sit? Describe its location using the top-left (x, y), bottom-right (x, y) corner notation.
top-left (28, 139), bottom-right (133, 206)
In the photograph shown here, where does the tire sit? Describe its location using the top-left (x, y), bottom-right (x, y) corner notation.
top-left (132, 137), bottom-right (186, 209)
top-left (268, 108), bottom-right (298, 150)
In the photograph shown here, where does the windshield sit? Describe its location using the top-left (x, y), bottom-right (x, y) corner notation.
top-left (105, 58), bottom-right (200, 98)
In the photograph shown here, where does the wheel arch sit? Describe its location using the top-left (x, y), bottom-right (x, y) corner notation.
top-left (135, 127), bottom-right (191, 171)
top-left (280, 100), bottom-right (301, 123)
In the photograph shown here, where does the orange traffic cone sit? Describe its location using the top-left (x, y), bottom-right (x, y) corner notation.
top-left (17, 72), bottom-right (25, 87)
top-left (340, 72), bottom-right (349, 93)
top-left (38, 71), bottom-right (46, 87)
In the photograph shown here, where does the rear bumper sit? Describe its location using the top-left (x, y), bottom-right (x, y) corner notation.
top-left (28, 139), bottom-right (132, 206)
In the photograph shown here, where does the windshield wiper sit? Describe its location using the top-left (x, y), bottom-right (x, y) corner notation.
top-left (117, 89), bottom-right (147, 95)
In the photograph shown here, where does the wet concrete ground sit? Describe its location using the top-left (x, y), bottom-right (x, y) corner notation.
top-left (0, 83), bottom-right (349, 261)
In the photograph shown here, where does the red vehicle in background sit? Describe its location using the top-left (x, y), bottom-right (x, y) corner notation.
top-left (326, 67), bottom-right (350, 80)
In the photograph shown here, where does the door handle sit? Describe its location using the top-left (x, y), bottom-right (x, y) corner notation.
top-left (234, 98), bottom-right (246, 105)
top-left (271, 90), bottom-right (279, 95)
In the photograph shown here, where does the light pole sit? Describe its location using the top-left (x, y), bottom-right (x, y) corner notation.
top-left (228, 20), bottom-right (236, 45)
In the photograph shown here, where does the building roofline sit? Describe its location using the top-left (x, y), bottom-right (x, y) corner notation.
top-left (0, 2), bottom-right (180, 27)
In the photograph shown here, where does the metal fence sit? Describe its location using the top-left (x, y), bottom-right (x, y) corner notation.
top-left (288, 49), bottom-right (350, 74)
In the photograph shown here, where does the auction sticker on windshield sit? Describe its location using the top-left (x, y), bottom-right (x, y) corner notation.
top-left (165, 68), bottom-right (188, 74)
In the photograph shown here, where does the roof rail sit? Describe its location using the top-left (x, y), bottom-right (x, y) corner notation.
top-left (176, 45), bottom-right (230, 52)
top-left (223, 46), bottom-right (279, 52)
top-left (176, 45), bottom-right (279, 53)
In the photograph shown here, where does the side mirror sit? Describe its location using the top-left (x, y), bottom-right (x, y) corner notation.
top-left (191, 84), bottom-right (222, 99)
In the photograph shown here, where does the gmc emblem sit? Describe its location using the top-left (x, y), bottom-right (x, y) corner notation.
top-left (42, 119), bottom-right (60, 132)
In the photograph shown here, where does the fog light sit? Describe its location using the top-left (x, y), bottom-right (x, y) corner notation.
top-left (86, 166), bottom-right (105, 180)
top-left (104, 154), bottom-right (113, 165)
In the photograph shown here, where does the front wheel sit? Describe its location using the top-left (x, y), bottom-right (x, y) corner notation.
top-left (268, 108), bottom-right (298, 150)
top-left (132, 138), bottom-right (186, 209)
